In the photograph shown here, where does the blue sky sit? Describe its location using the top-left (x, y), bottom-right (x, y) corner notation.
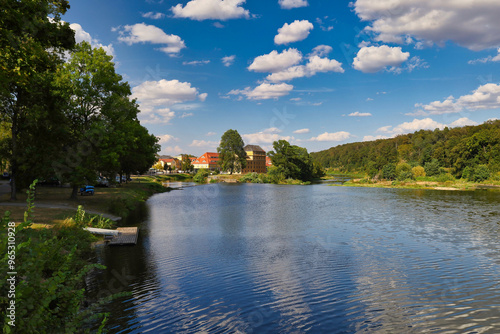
top-left (63, 0), bottom-right (500, 156)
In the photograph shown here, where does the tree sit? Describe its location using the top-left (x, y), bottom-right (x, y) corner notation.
top-left (267, 139), bottom-right (322, 182)
top-left (181, 155), bottom-right (194, 172)
top-left (0, 0), bottom-right (75, 199)
top-left (53, 42), bottom-right (131, 199)
top-left (217, 129), bottom-right (247, 174)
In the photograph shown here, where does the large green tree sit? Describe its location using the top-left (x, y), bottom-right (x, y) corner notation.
top-left (0, 0), bottom-right (75, 199)
top-left (217, 129), bottom-right (247, 174)
top-left (268, 140), bottom-right (323, 181)
top-left (54, 42), bottom-right (131, 198)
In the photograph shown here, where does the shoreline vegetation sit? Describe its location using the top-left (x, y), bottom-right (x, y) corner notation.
top-left (324, 170), bottom-right (500, 191)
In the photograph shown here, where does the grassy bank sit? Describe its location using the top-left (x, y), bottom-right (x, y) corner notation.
top-left (336, 177), bottom-right (500, 191)
top-left (1, 176), bottom-right (171, 224)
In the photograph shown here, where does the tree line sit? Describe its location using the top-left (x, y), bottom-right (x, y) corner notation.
top-left (311, 120), bottom-right (500, 181)
top-left (0, 0), bottom-right (159, 200)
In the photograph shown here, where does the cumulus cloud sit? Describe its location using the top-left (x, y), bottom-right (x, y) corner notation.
top-left (310, 131), bottom-right (351, 142)
top-left (348, 111), bottom-right (372, 117)
top-left (375, 117), bottom-right (479, 138)
top-left (141, 12), bottom-right (165, 19)
top-left (157, 134), bottom-right (179, 144)
top-left (353, 45), bottom-right (410, 73)
top-left (222, 55), bottom-right (236, 67)
top-left (309, 45), bottom-right (333, 57)
top-left (161, 145), bottom-right (184, 155)
top-left (352, 0), bottom-right (500, 51)
top-left (206, 132), bottom-right (217, 136)
top-left (415, 83), bottom-right (500, 115)
top-left (293, 128), bottom-right (310, 134)
top-left (242, 128), bottom-right (293, 144)
top-left (171, 0), bottom-right (251, 21)
top-left (228, 82), bottom-right (294, 100)
top-left (115, 23), bottom-right (185, 56)
top-left (132, 79), bottom-right (206, 123)
top-left (274, 20), bottom-right (314, 45)
top-left (279, 0), bottom-right (308, 9)
top-left (248, 48), bottom-right (303, 73)
top-left (70, 23), bottom-right (115, 57)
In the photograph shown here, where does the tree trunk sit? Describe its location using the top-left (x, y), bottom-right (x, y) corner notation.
top-left (70, 184), bottom-right (79, 200)
top-left (10, 107), bottom-right (18, 201)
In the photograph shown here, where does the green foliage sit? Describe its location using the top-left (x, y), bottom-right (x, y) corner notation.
top-left (424, 159), bottom-right (441, 176)
top-left (267, 139), bottom-right (324, 182)
top-left (473, 164), bottom-right (491, 182)
top-left (436, 173), bottom-right (455, 182)
top-left (311, 120), bottom-right (500, 181)
top-left (240, 172), bottom-right (270, 183)
top-left (0, 180), bottom-right (116, 332)
top-left (193, 169), bottom-right (210, 183)
top-left (217, 129), bottom-right (247, 174)
top-left (411, 166), bottom-right (426, 178)
top-left (396, 162), bottom-right (412, 180)
top-left (382, 163), bottom-right (396, 180)
top-left (181, 155), bottom-right (194, 172)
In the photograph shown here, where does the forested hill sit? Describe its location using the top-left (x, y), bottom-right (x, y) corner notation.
top-left (311, 120), bottom-right (500, 178)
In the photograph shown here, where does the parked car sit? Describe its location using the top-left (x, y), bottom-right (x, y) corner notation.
top-left (79, 185), bottom-right (94, 196)
top-left (95, 177), bottom-right (109, 187)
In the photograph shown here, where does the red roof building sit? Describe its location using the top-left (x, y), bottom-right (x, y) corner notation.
top-left (193, 152), bottom-right (220, 170)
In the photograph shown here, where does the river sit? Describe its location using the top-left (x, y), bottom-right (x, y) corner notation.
top-left (89, 183), bottom-right (500, 333)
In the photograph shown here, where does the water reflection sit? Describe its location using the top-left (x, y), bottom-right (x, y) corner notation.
top-left (95, 183), bottom-right (500, 333)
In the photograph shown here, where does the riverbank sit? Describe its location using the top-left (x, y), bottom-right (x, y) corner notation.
top-left (333, 177), bottom-right (500, 191)
top-left (0, 175), bottom-right (172, 225)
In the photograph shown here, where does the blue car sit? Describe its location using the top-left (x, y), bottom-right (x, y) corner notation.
top-left (79, 185), bottom-right (95, 196)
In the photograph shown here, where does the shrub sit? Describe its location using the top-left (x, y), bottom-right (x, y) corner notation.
top-left (193, 169), bottom-right (209, 183)
top-left (397, 171), bottom-right (414, 181)
top-left (382, 163), bottom-right (396, 180)
top-left (437, 173), bottom-right (455, 182)
top-left (424, 159), bottom-right (441, 176)
top-left (461, 166), bottom-right (473, 180)
top-left (411, 166), bottom-right (426, 178)
top-left (473, 165), bottom-right (491, 182)
top-left (396, 162), bottom-right (413, 180)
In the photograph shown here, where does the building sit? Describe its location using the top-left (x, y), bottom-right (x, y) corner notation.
top-left (266, 156), bottom-right (273, 169)
top-left (159, 158), bottom-right (181, 171)
top-left (242, 145), bottom-right (267, 174)
top-left (193, 152), bottom-right (220, 171)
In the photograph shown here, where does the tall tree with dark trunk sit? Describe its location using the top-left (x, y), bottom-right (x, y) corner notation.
top-left (0, 0), bottom-right (75, 200)
top-left (217, 129), bottom-right (247, 174)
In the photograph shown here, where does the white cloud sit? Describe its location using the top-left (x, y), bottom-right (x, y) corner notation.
top-left (309, 45), bottom-right (332, 57)
top-left (274, 20), bottom-right (314, 45)
top-left (183, 60), bottom-right (210, 65)
top-left (222, 55), bottom-right (236, 67)
top-left (171, 0), bottom-right (251, 21)
top-left (248, 48), bottom-right (302, 73)
top-left (374, 117), bottom-right (480, 139)
top-left (449, 117), bottom-right (478, 127)
top-left (116, 23), bottom-right (185, 56)
top-left (353, 45), bottom-right (410, 73)
top-left (293, 128), bottom-right (310, 134)
top-left (415, 83), bottom-right (500, 115)
top-left (70, 23), bottom-right (115, 57)
top-left (157, 134), bottom-right (179, 144)
top-left (310, 131), bottom-right (352, 142)
top-left (179, 112), bottom-right (194, 118)
top-left (161, 145), bottom-right (184, 155)
top-left (206, 132), bottom-right (217, 136)
top-left (469, 48), bottom-right (500, 64)
top-left (279, 0), bottom-right (308, 9)
top-left (189, 140), bottom-right (219, 147)
top-left (352, 0), bottom-right (500, 51)
top-left (141, 12), bottom-right (165, 19)
top-left (132, 79), bottom-right (206, 123)
top-left (348, 111), bottom-right (372, 117)
top-left (242, 128), bottom-right (293, 144)
top-left (228, 82), bottom-right (294, 100)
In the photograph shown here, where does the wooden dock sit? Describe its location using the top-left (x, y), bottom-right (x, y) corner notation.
top-left (108, 227), bottom-right (139, 246)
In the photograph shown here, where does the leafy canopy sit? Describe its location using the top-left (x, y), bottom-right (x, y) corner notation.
top-left (217, 129), bottom-right (247, 174)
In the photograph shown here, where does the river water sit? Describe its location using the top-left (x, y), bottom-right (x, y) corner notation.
top-left (90, 183), bottom-right (500, 333)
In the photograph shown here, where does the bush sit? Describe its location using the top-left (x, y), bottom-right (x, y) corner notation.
top-left (424, 159), bottom-right (441, 176)
top-left (411, 166), bottom-right (426, 178)
top-left (473, 165), bottom-right (491, 182)
top-left (193, 169), bottom-right (209, 183)
top-left (382, 163), bottom-right (396, 180)
top-left (397, 171), bottom-right (414, 181)
top-left (396, 162), bottom-right (413, 180)
top-left (437, 173), bottom-right (455, 182)
top-left (461, 166), bottom-right (473, 180)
